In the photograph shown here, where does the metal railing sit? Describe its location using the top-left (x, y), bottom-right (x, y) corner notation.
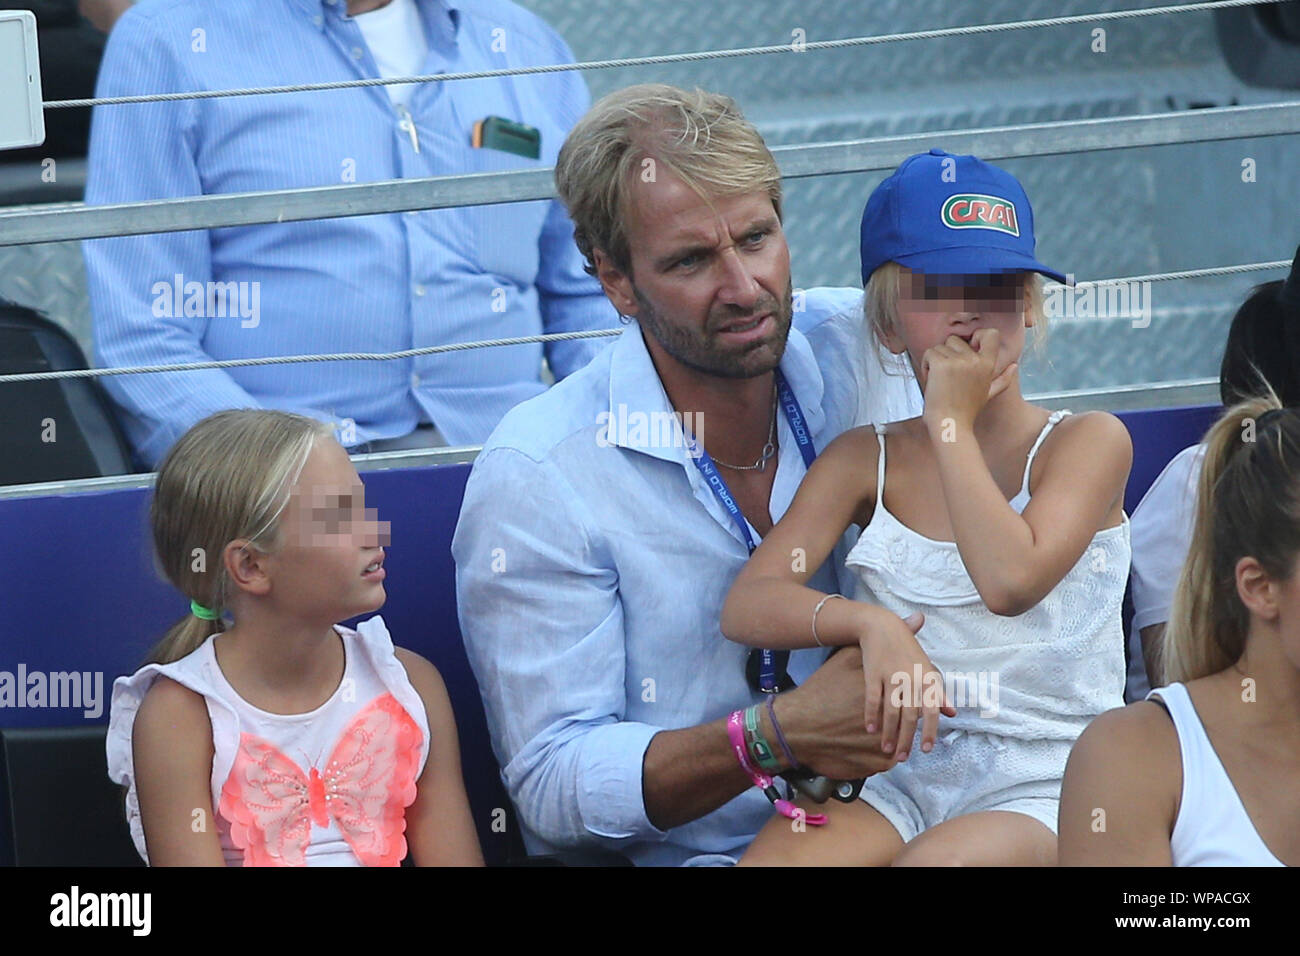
top-left (0, 378), bottom-right (1222, 501)
top-left (0, 0), bottom-right (1277, 498)
top-left (4, 100), bottom-right (1300, 247)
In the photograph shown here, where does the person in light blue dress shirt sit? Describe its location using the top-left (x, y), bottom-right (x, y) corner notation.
top-left (453, 84), bottom-right (924, 865)
top-left (83, 0), bottom-right (617, 468)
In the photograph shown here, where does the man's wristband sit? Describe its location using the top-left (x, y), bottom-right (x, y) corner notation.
top-left (726, 710), bottom-right (826, 826)
top-left (743, 704), bottom-right (782, 773)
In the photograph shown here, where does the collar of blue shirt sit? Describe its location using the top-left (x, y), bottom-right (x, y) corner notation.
top-left (604, 317), bottom-right (829, 468)
top-left (295, 0), bottom-right (459, 43)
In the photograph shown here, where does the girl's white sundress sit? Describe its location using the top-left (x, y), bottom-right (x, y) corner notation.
top-left (843, 411), bottom-right (1130, 840)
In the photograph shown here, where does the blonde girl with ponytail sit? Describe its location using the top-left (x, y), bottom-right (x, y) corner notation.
top-left (1061, 395), bottom-right (1300, 866)
top-left (107, 410), bottom-right (483, 867)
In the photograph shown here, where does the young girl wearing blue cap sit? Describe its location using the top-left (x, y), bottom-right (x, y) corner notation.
top-left (107, 410), bottom-right (483, 866)
top-left (723, 150), bottom-right (1131, 865)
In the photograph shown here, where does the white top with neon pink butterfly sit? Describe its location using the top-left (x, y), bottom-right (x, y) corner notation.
top-left (106, 616), bottom-right (430, 867)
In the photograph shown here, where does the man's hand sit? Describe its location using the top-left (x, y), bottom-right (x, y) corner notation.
top-left (645, 627), bottom-right (953, 831)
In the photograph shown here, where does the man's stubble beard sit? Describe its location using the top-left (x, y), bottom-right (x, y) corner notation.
top-left (632, 279), bottom-right (794, 380)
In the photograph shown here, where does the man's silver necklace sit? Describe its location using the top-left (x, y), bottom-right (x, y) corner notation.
top-left (710, 386), bottom-right (778, 472)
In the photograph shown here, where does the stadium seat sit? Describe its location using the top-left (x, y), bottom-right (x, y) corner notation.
top-left (0, 300), bottom-right (136, 485)
top-left (0, 725), bottom-right (141, 866)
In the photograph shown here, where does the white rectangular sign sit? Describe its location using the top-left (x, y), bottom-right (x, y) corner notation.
top-left (0, 11), bottom-right (45, 151)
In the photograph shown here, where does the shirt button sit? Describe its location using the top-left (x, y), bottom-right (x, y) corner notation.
top-left (405, 210), bottom-right (418, 217)
top-left (351, 46), bottom-right (364, 60)
top-left (410, 373), bottom-right (421, 388)
top-left (413, 284), bottom-right (426, 297)
top-left (312, 14), bottom-right (323, 26)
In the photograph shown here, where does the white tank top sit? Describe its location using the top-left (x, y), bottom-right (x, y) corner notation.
top-left (844, 410), bottom-right (1129, 741)
top-left (107, 616), bottom-right (430, 867)
top-left (1147, 682), bottom-right (1286, 866)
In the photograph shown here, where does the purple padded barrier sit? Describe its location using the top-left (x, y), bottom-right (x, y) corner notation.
top-left (0, 461), bottom-right (522, 865)
top-left (0, 404), bottom-right (1222, 866)
top-left (1115, 404), bottom-right (1220, 514)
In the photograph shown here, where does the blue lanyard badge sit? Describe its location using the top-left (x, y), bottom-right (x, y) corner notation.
top-left (687, 370), bottom-right (817, 692)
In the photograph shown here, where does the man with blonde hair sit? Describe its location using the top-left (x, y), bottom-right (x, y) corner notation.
top-left (453, 84), bottom-right (921, 864)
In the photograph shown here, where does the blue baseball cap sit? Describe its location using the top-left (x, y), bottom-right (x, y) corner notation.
top-left (859, 148), bottom-right (1068, 286)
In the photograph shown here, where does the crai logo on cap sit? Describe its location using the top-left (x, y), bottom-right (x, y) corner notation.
top-left (940, 194), bottom-right (1020, 237)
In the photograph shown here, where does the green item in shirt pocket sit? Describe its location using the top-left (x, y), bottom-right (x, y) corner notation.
top-left (472, 115), bottom-right (541, 160)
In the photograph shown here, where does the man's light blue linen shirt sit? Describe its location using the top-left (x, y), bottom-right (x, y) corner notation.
top-left (452, 288), bottom-right (922, 866)
top-left (83, 0), bottom-right (616, 468)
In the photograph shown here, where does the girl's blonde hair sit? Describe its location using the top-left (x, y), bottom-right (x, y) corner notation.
top-left (863, 261), bottom-right (1048, 365)
top-left (145, 410), bottom-right (336, 665)
top-left (1163, 392), bottom-right (1299, 683)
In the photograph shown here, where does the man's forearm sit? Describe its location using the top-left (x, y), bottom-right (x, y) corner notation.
top-left (640, 643), bottom-right (903, 833)
top-left (641, 704), bottom-right (795, 831)
top-left (641, 718), bottom-right (751, 831)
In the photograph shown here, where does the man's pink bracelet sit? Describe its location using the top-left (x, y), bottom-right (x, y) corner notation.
top-left (727, 709), bottom-right (826, 826)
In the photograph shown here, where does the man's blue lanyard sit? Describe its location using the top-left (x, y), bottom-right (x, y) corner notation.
top-left (686, 369), bottom-right (817, 692)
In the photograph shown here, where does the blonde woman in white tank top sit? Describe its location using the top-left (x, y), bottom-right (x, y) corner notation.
top-left (1061, 396), bottom-right (1300, 867)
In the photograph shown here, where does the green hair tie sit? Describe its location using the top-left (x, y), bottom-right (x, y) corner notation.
top-left (190, 599), bottom-right (220, 621)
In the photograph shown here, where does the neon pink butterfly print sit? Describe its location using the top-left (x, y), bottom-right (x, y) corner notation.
top-left (219, 693), bottom-right (423, 866)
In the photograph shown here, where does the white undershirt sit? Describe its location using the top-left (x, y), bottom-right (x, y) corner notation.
top-left (353, 0), bottom-right (430, 107)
